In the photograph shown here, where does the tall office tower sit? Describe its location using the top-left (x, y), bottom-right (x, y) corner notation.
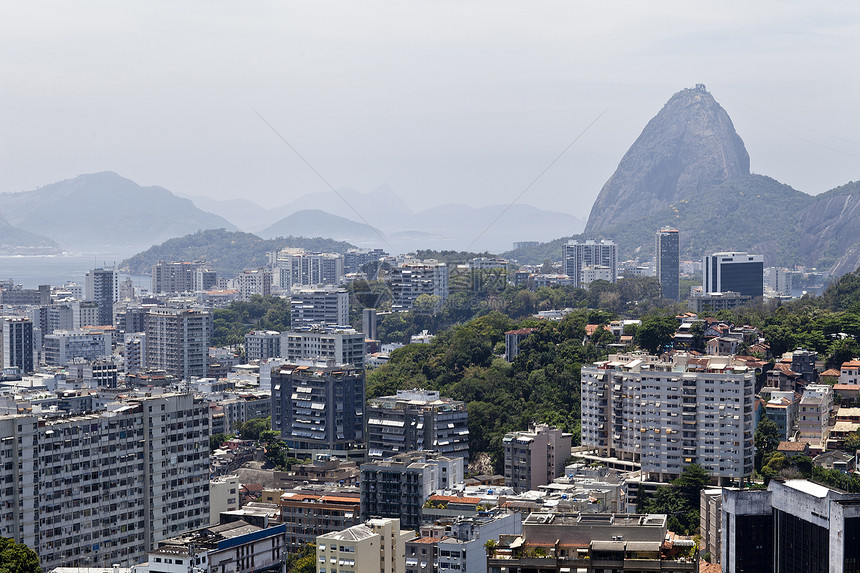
top-left (244, 330), bottom-right (281, 361)
top-left (581, 353), bottom-right (755, 484)
top-left (0, 393), bottom-right (210, 570)
top-left (722, 479), bottom-right (860, 573)
top-left (362, 308), bottom-right (377, 340)
top-left (0, 317), bottom-right (34, 374)
top-left (269, 248), bottom-right (344, 290)
top-left (85, 268), bottom-right (118, 326)
top-left (281, 327), bottom-right (365, 368)
top-left (270, 364), bottom-right (364, 458)
top-left (366, 389), bottom-right (470, 462)
top-left (656, 228), bottom-right (680, 301)
top-left (152, 261), bottom-right (201, 294)
top-left (290, 287), bottom-right (349, 327)
top-left (145, 308), bottom-right (212, 380)
top-left (702, 252), bottom-right (764, 298)
top-left (562, 239), bottom-right (618, 286)
top-left (389, 261), bottom-right (449, 311)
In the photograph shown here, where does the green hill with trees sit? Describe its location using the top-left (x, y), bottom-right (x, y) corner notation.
top-left (119, 229), bottom-right (355, 276)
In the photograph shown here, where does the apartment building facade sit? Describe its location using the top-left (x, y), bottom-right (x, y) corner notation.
top-left (281, 327), bottom-right (365, 368)
top-left (270, 363), bottom-right (365, 458)
top-left (503, 423), bottom-right (572, 492)
top-left (389, 262), bottom-right (449, 311)
top-left (366, 389), bottom-right (469, 462)
top-left (0, 393), bottom-right (210, 570)
top-left (145, 308), bottom-right (213, 380)
top-left (581, 353), bottom-right (755, 483)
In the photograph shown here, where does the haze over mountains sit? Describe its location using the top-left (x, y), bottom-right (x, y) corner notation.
top-left (5, 84), bottom-right (860, 279)
top-left (0, 172), bottom-right (584, 255)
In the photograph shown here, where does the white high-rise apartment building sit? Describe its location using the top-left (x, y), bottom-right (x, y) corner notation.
top-left (581, 353), bottom-right (755, 483)
top-left (290, 287), bottom-right (349, 327)
top-left (145, 308), bottom-right (212, 380)
top-left (0, 393), bottom-right (210, 570)
top-left (562, 240), bottom-right (617, 286)
top-left (389, 261), bottom-right (449, 311)
top-left (269, 248), bottom-right (344, 290)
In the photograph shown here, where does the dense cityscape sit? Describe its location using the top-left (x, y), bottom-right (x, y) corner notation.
top-left (2, 227), bottom-right (860, 573)
top-left (3, 3), bottom-right (860, 571)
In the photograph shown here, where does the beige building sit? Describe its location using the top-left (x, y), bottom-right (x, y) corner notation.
top-left (316, 517), bottom-right (416, 573)
top-left (798, 384), bottom-right (833, 448)
top-left (503, 423), bottom-right (572, 492)
top-left (209, 475), bottom-right (240, 525)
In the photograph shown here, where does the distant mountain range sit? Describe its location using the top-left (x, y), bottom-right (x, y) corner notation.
top-left (12, 84), bottom-right (860, 277)
top-left (0, 172), bottom-right (235, 252)
top-left (186, 187), bottom-right (585, 254)
top-left (0, 172), bottom-right (583, 256)
top-left (507, 85), bottom-right (860, 277)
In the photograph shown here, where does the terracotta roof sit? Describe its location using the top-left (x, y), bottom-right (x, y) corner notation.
top-left (842, 360), bottom-right (860, 368)
top-left (409, 537), bottom-right (439, 544)
top-left (505, 328), bottom-right (536, 336)
top-left (778, 441), bottom-right (807, 452)
top-left (834, 384), bottom-right (860, 391)
top-left (585, 324), bottom-right (600, 336)
top-left (821, 369), bottom-right (842, 377)
top-left (699, 563), bottom-right (722, 573)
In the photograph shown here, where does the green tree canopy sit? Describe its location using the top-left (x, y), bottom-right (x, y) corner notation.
top-left (755, 416), bottom-right (781, 471)
top-left (635, 315), bottom-right (677, 354)
top-left (0, 537), bottom-right (41, 573)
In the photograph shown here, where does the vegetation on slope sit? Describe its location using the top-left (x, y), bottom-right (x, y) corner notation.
top-left (119, 229), bottom-right (355, 276)
top-left (367, 310), bottom-right (613, 472)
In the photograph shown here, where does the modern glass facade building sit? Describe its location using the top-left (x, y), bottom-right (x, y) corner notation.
top-left (703, 252), bottom-right (764, 298)
top-left (656, 229), bottom-right (680, 301)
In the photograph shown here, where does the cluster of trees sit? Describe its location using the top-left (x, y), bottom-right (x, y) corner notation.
top-left (637, 464), bottom-right (710, 535)
top-left (0, 536), bottom-right (40, 573)
top-left (367, 310), bottom-right (616, 471)
top-left (348, 276), bottom-right (669, 345)
top-left (213, 295), bottom-right (291, 347)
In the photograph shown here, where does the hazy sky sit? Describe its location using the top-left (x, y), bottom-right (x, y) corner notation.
top-left (3, 1), bottom-right (859, 219)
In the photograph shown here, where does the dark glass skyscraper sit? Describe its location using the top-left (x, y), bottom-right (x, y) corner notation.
top-left (656, 228), bottom-right (680, 301)
top-left (703, 252), bottom-right (764, 298)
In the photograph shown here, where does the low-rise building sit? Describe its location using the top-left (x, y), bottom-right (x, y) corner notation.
top-left (146, 520), bottom-right (286, 573)
top-left (280, 490), bottom-right (361, 551)
top-left (487, 512), bottom-right (695, 573)
top-left (316, 517), bottom-right (416, 573)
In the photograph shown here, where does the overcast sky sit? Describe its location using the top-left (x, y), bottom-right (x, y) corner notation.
top-left (2, 1), bottom-right (859, 219)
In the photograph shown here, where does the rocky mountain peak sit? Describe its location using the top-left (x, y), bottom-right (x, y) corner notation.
top-left (585, 84), bottom-right (750, 234)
